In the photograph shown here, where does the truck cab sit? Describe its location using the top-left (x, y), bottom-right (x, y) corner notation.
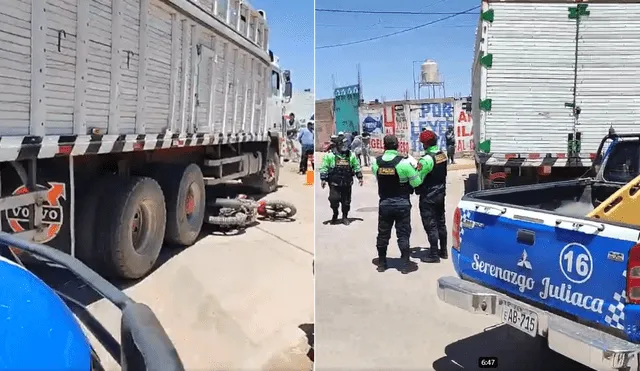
top-left (267, 53), bottom-right (293, 132)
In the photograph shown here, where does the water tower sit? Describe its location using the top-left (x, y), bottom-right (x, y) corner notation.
top-left (414, 59), bottom-right (446, 99)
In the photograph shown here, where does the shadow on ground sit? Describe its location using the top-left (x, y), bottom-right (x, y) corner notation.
top-left (432, 325), bottom-right (592, 371)
top-left (321, 217), bottom-right (364, 225)
top-left (299, 323), bottom-right (314, 363)
top-left (371, 257), bottom-right (419, 274)
top-left (30, 182), bottom-right (290, 307)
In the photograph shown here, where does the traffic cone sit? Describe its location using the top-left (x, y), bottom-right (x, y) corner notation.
top-left (305, 154), bottom-right (314, 185)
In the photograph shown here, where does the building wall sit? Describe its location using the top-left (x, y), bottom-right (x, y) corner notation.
top-left (408, 99), bottom-right (455, 153)
top-left (334, 85), bottom-right (360, 134)
top-left (284, 90), bottom-right (315, 126)
top-left (315, 99), bottom-right (334, 148)
top-left (453, 99), bottom-right (474, 155)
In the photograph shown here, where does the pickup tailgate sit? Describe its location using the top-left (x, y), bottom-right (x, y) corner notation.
top-left (455, 199), bottom-right (639, 332)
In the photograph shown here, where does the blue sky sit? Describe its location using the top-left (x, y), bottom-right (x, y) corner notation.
top-left (315, 0), bottom-right (479, 100)
top-left (251, 0), bottom-right (314, 91)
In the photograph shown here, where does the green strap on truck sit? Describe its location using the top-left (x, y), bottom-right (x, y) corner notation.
top-left (568, 4), bottom-right (590, 19)
top-left (480, 54), bottom-right (493, 68)
top-left (481, 9), bottom-right (494, 23)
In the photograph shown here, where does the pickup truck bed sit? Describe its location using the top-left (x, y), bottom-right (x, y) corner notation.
top-left (440, 177), bottom-right (640, 370)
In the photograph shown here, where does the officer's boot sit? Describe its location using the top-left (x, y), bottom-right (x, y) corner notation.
top-left (439, 246), bottom-right (449, 259)
top-left (399, 251), bottom-right (416, 274)
top-left (377, 256), bottom-right (387, 272)
top-left (423, 247), bottom-right (441, 263)
top-left (330, 210), bottom-right (339, 225)
top-left (342, 210), bottom-right (350, 225)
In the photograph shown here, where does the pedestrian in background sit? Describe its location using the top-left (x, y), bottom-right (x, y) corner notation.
top-left (372, 135), bottom-right (422, 274)
top-left (361, 132), bottom-right (371, 167)
top-left (415, 130), bottom-right (449, 263)
top-left (350, 132), bottom-right (363, 165)
top-left (320, 136), bottom-right (363, 225)
top-left (298, 122), bottom-right (314, 174)
top-left (285, 112), bottom-right (300, 162)
top-left (445, 125), bottom-right (456, 164)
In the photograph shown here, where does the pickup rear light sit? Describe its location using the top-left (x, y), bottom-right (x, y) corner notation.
top-left (452, 207), bottom-right (461, 251)
top-left (627, 243), bottom-right (640, 303)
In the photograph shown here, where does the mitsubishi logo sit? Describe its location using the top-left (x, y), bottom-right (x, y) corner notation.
top-left (517, 250), bottom-right (532, 270)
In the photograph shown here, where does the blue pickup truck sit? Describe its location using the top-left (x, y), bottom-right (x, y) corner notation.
top-left (0, 231), bottom-right (184, 370)
top-left (438, 133), bottom-right (640, 370)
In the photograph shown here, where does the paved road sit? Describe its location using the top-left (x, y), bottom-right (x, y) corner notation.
top-left (44, 162), bottom-right (314, 370)
top-left (315, 167), bottom-right (591, 371)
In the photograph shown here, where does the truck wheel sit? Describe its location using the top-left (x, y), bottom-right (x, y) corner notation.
top-left (156, 164), bottom-right (206, 246)
top-left (242, 151), bottom-right (280, 193)
top-left (94, 177), bottom-right (166, 279)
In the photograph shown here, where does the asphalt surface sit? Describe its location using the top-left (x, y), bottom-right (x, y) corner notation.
top-left (71, 162), bottom-right (314, 370)
top-left (314, 166), bottom-right (592, 371)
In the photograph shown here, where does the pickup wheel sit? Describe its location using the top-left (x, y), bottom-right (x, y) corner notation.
top-left (241, 151), bottom-right (280, 193)
top-left (154, 164), bottom-right (206, 246)
top-left (94, 176), bottom-right (166, 279)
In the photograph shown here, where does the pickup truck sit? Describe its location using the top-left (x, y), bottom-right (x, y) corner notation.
top-left (438, 133), bottom-right (640, 370)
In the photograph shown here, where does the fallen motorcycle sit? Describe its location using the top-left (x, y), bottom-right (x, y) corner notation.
top-left (0, 232), bottom-right (184, 371)
top-left (206, 197), bottom-right (297, 228)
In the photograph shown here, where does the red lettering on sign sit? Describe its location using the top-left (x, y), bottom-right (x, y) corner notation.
top-left (398, 141), bottom-right (409, 154)
top-left (457, 110), bottom-right (471, 123)
top-left (457, 125), bottom-right (473, 137)
top-left (370, 138), bottom-right (384, 150)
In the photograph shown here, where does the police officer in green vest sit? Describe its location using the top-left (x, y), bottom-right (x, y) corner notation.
top-left (372, 135), bottom-right (422, 274)
top-left (416, 129), bottom-right (449, 263)
top-left (320, 135), bottom-right (363, 225)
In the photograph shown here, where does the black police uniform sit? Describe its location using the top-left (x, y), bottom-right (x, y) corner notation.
top-left (375, 155), bottom-right (413, 273)
top-left (327, 150), bottom-right (358, 224)
top-left (416, 150), bottom-right (449, 262)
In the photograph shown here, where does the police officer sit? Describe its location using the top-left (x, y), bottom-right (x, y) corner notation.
top-left (373, 135), bottom-right (422, 274)
top-left (415, 130), bottom-right (449, 263)
top-left (320, 135), bottom-right (363, 225)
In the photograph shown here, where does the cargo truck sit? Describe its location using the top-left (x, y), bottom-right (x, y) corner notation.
top-left (469, 0), bottom-right (638, 191)
top-left (0, 0), bottom-right (292, 279)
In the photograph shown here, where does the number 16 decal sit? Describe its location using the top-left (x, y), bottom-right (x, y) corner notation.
top-left (559, 243), bottom-right (593, 284)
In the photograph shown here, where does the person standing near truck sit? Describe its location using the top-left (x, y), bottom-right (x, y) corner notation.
top-left (372, 135), bottom-right (422, 274)
top-left (445, 125), bottom-right (456, 164)
top-left (416, 130), bottom-right (449, 263)
top-left (320, 135), bottom-right (363, 225)
top-left (298, 121), bottom-right (315, 174)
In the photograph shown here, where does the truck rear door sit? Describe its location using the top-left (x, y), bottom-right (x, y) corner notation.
top-left (455, 195), bottom-right (638, 333)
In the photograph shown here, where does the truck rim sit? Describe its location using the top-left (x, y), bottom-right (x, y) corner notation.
top-left (131, 202), bottom-right (151, 253)
top-left (184, 183), bottom-right (200, 221)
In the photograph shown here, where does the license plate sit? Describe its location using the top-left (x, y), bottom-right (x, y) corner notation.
top-left (500, 301), bottom-right (538, 337)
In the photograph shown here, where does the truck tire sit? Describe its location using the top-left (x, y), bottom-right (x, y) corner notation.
top-left (242, 151), bottom-right (280, 193)
top-left (94, 176), bottom-right (166, 279)
top-left (155, 164), bottom-right (206, 246)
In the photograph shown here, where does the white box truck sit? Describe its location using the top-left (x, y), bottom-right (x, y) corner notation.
top-left (470, 0), bottom-right (639, 190)
top-left (0, 0), bottom-right (293, 279)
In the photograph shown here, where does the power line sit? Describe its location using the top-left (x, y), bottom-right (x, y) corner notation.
top-left (316, 8), bottom-right (478, 15)
top-left (316, 6), bottom-right (480, 50)
top-left (316, 23), bottom-right (476, 29)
